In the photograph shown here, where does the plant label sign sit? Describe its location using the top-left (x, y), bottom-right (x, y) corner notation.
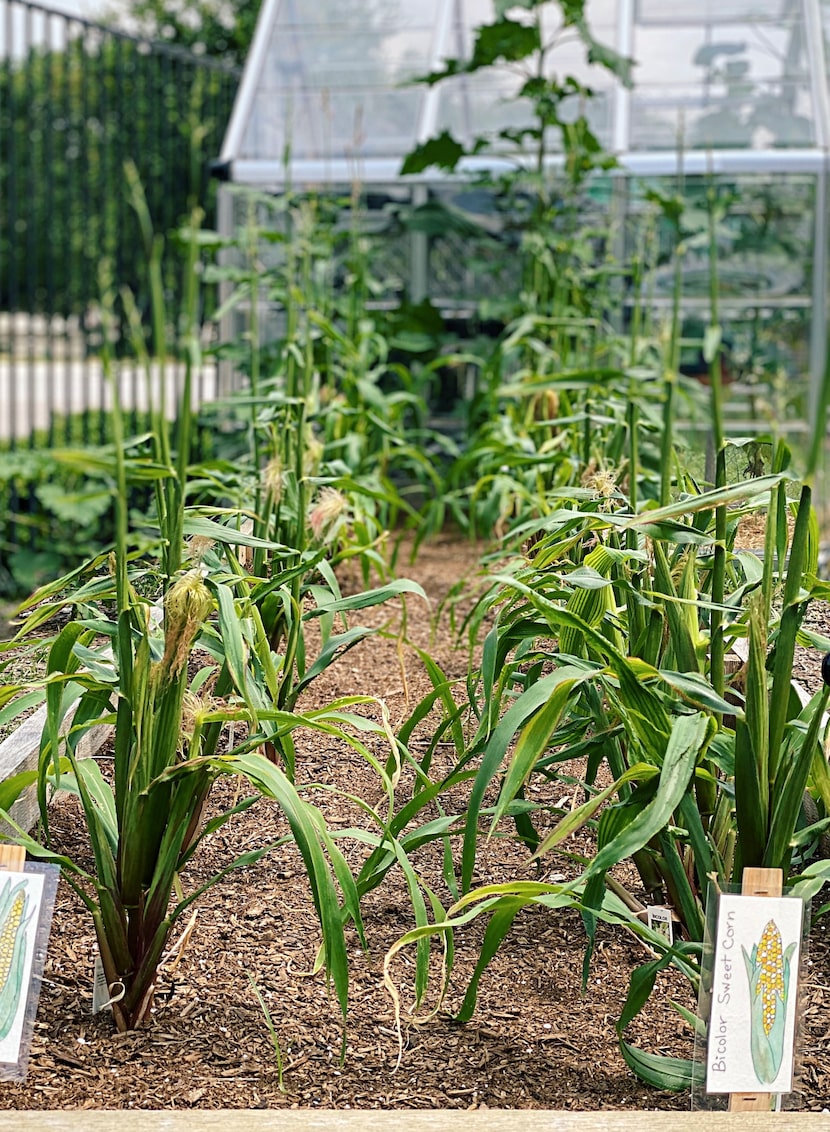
top-left (0, 864), bottom-right (59, 1082)
top-left (0, 871), bottom-right (43, 1065)
top-left (646, 905), bottom-right (674, 946)
top-left (706, 893), bottom-right (803, 1095)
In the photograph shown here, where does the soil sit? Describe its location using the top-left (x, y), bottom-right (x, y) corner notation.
top-left (1, 533), bottom-right (830, 1112)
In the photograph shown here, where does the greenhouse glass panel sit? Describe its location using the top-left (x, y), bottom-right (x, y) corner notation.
top-left (623, 173), bottom-right (815, 426)
top-left (636, 1), bottom-right (791, 24)
top-left (234, 0), bottom-right (443, 165)
top-left (220, 0), bottom-right (830, 181)
top-left (629, 9), bottom-right (815, 152)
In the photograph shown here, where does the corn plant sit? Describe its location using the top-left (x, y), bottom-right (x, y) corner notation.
top-left (185, 196), bottom-right (436, 777)
top-left (380, 158), bottom-right (830, 1089)
top-left (0, 194), bottom-right (409, 1031)
top-left (416, 465), bottom-right (829, 1086)
top-left (202, 187), bottom-right (447, 541)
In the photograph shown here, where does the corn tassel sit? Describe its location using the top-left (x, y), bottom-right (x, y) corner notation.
top-left (0, 879), bottom-right (31, 1040)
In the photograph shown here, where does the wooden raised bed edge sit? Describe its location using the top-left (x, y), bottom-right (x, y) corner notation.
top-left (0, 1111), bottom-right (825, 1129)
top-left (0, 701), bottom-right (112, 835)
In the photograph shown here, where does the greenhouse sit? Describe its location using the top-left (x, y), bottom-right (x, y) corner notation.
top-left (216, 0), bottom-right (830, 428)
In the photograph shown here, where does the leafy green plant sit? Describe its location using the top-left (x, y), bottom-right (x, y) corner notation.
top-left (201, 186), bottom-right (449, 541)
top-left (380, 142), bottom-right (830, 1092)
top-left (247, 971), bottom-right (287, 1090)
top-left (0, 443), bottom-right (118, 596)
top-left (0, 192), bottom-right (407, 1032)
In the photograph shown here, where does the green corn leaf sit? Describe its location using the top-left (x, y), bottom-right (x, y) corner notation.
top-left (489, 673), bottom-right (584, 832)
top-left (183, 516), bottom-right (287, 549)
top-left (461, 666), bottom-right (588, 893)
top-left (531, 762), bottom-right (658, 859)
top-left (622, 473), bottom-right (790, 528)
top-left (49, 760), bottom-right (118, 857)
top-left (604, 660), bottom-right (672, 762)
top-left (563, 566), bottom-right (615, 591)
top-left (455, 896), bottom-right (530, 1023)
top-left (743, 597), bottom-right (770, 792)
top-left (614, 518), bottom-right (714, 546)
top-left (579, 866), bottom-right (609, 989)
top-left (733, 597), bottom-right (770, 871)
top-left (405, 884), bottom-right (574, 1025)
top-left (656, 670), bottom-right (737, 717)
top-left (212, 582), bottom-right (254, 718)
top-left (304, 578), bottom-right (427, 617)
top-left (307, 805), bottom-right (366, 949)
top-left (804, 502), bottom-right (820, 579)
top-left (582, 712), bottom-right (711, 884)
top-left (385, 836), bottom-right (438, 1008)
top-left (617, 951), bottom-right (674, 1033)
top-left (768, 484), bottom-right (814, 783)
top-left (788, 858), bottom-right (830, 901)
top-left (765, 686), bottom-right (830, 872)
top-left (45, 623), bottom-right (92, 760)
top-left (618, 1041), bottom-right (703, 1091)
top-left (399, 646), bottom-right (465, 758)
top-left (652, 542), bottom-right (699, 674)
top-left (0, 691), bottom-right (46, 733)
top-left (809, 739), bottom-right (830, 814)
top-left (473, 620), bottom-right (504, 745)
top-left (656, 826), bottom-right (705, 941)
top-left (0, 769), bottom-right (41, 813)
top-left (293, 626), bottom-right (380, 696)
top-left (671, 1001), bottom-right (708, 1039)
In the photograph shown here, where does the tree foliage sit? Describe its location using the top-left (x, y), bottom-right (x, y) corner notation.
top-left (103, 0), bottom-right (262, 67)
top-left (0, 28), bottom-right (238, 321)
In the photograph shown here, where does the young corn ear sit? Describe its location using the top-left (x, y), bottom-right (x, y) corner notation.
top-left (559, 544), bottom-right (623, 657)
top-left (0, 879), bottom-right (31, 1040)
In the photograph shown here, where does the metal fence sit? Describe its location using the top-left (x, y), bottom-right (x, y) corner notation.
top-left (0, 0), bottom-right (240, 592)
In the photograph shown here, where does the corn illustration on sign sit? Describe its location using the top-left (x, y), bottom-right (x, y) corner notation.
top-left (705, 894), bottom-right (803, 1095)
top-left (0, 871), bottom-right (45, 1072)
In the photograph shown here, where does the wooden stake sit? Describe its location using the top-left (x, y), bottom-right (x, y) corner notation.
top-left (0, 844), bottom-right (25, 873)
top-left (727, 866), bottom-right (783, 1113)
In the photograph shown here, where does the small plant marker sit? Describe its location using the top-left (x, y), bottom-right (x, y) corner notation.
top-left (645, 905), bottom-right (673, 946)
top-left (729, 867), bottom-right (784, 1113)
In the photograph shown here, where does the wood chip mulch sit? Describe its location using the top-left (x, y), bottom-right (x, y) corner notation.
top-left (1, 534), bottom-right (829, 1111)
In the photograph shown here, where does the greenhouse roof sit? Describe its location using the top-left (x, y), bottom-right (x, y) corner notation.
top-left (218, 0), bottom-right (830, 187)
